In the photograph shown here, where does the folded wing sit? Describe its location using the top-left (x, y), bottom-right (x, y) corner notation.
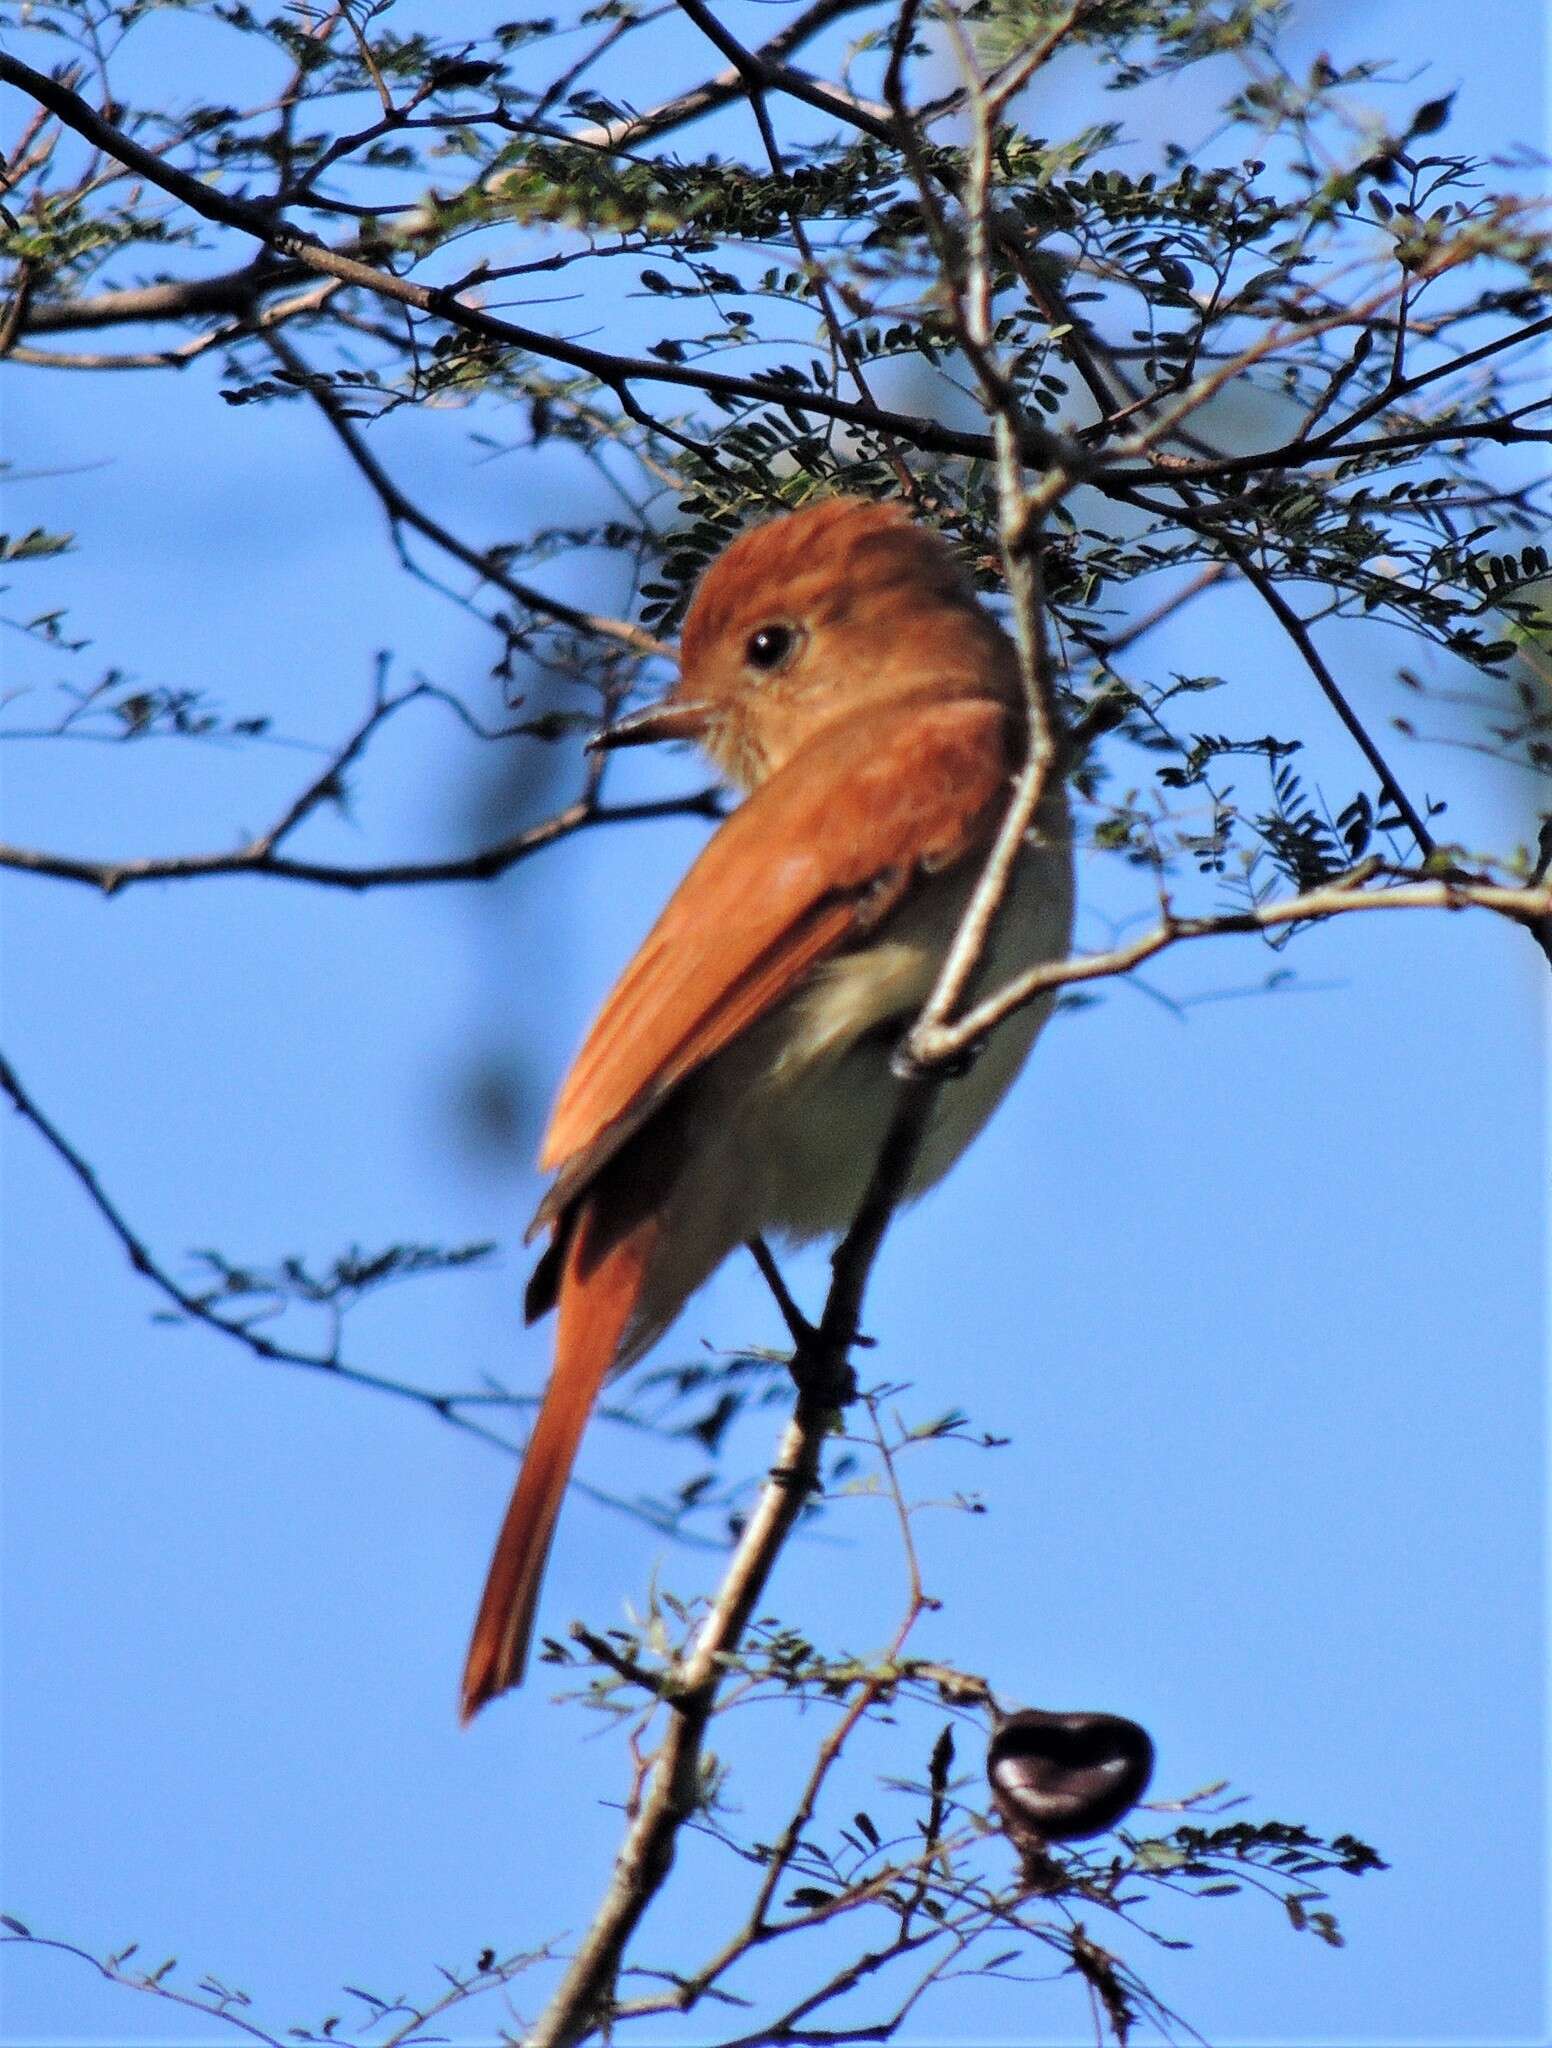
top-left (533, 694), bottom-right (1017, 1233)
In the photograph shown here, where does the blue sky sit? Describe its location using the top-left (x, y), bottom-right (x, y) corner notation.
top-left (1, 3), bottom-right (1545, 2044)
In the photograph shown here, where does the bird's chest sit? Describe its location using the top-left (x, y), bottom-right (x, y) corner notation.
top-left (703, 823), bottom-right (1074, 1244)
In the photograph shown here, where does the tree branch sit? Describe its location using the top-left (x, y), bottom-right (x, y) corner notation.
top-left (564, 0), bottom-right (883, 153)
top-left (1114, 479), bottom-right (1439, 855)
top-left (0, 1045), bottom-right (524, 1455)
top-left (911, 865), bottom-right (1552, 1065)
top-left (525, 1404), bottom-right (828, 2047)
top-left (20, 256), bottom-right (314, 334)
top-left (0, 1046), bottom-right (729, 1544)
top-left (1101, 311), bottom-right (1552, 487)
top-left (263, 328), bottom-right (666, 657)
top-left (0, 787), bottom-right (725, 895)
top-left (0, 53), bottom-right (1092, 479)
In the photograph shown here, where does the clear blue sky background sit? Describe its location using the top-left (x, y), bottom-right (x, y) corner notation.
top-left (1, 4), bottom-right (1545, 2044)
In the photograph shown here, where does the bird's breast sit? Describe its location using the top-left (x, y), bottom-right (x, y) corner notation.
top-left (705, 803), bottom-right (1075, 1245)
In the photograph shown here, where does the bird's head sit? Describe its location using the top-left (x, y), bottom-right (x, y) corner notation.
top-left (594, 497), bottom-right (1018, 788)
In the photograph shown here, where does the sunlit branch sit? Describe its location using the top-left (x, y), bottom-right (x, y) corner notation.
top-left (910, 864), bottom-right (1552, 1067)
top-left (0, 53), bottom-right (1090, 480)
top-left (524, 1403), bottom-right (828, 2047)
top-left (888, 0), bottom-right (1075, 1063)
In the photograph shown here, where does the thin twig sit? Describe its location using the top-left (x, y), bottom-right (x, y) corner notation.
top-left (0, 52), bottom-right (1091, 482)
top-left (0, 255), bottom-right (35, 357)
top-left (911, 866), bottom-right (1552, 1065)
top-left (1086, 562), bottom-right (1232, 659)
top-left (0, 1047), bottom-right (726, 1541)
top-left (1112, 479), bottom-right (1436, 854)
top-left (0, 786), bottom-right (725, 895)
top-left (264, 328), bottom-right (666, 656)
top-left (0, 1046), bottom-right (520, 1452)
top-left (747, 1235), bottom-right (816, 1349)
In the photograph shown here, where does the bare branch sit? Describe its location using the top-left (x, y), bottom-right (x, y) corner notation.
top-left (0, 786), bottom-right (725, 895)
top-left (21, 257), bottom-right (313, 335)
top-left (912, 865), bottom-right (1552, 1066)
top-left (0, 1044), bottom-right (519, 1456)
top-left (0, 1046), bottom-right (730, 1544)
top-left (5, 278), bottom-right (345, 368)
top-left (526, 1405), bottom-right (828, 2047)
top-left (264, 329), bottom-right (667, 657)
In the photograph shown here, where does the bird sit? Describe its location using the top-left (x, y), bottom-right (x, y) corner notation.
top-left (460, 494), bottom-right (1074, 1720)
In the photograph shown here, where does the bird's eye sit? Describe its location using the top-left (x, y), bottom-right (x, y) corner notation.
top-left (745, 623), bottom-right (796, 673)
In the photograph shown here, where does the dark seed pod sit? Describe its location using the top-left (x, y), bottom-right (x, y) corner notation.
top-left (987, 1708), bottom-right (1155, 1847)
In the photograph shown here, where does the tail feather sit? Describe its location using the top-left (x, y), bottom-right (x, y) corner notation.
top-left (460, 1196), bottom-right (654, 1722)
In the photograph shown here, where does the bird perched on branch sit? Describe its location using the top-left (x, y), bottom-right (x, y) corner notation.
top-left (461, 495), bottom-right (1074, 1719)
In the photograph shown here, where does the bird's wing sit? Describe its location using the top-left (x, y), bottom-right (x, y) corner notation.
top-left (531, 695), bottom-right (1015, 1232)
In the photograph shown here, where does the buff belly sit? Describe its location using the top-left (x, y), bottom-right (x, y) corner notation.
top-left (621, 800), bottom-right (1075, 1356)
top-left (749, 808), bottom-right (1074, 1239)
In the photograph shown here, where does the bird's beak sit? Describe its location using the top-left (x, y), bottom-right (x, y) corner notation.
top-left (587, 696), bottom-right (716, 753)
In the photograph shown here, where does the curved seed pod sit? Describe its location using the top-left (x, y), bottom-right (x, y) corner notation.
top-left (987, 1707), bottom-right (1155, 1848)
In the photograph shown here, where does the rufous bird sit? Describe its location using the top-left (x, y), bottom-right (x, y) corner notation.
top-left (460, 495), bottom-right (1074, 1720)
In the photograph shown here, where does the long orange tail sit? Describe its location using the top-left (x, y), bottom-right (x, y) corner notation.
top-left (460, 1196), bottom-right (654, 1721)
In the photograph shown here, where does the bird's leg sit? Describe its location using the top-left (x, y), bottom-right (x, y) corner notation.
top-left (746, 1236), bottom-right (860, 1411)
top-left (747, 1235), bottom-right (817, 1349)
top-left (791, 1336), bottom-right (860, 1413)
